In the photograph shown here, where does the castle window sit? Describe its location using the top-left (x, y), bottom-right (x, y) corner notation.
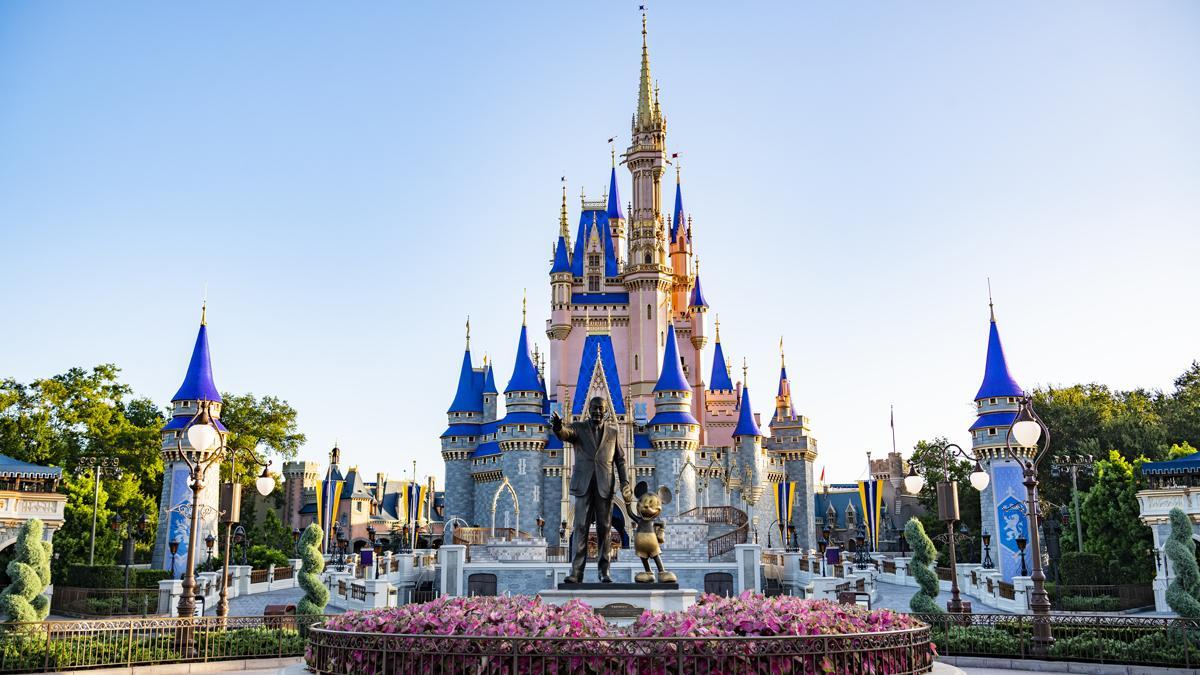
top-left (661, 331), bottom-right (664, 346)
top-left (589, 254), bottom-right (600, 268)
top-left (588, 276), bottom-right (600, 292)
top-left (549, 451), bottom-right (557, 458)
top-left (634, 354), bottom-right (639, 371)
top-left (644, 252), bottom-right (652, 265)
top-left (647, 304), bottom-right (652, 320)
top-left (519, 425), bottom-right (526, 432)
top-left (989, 398), bottom-right (997, 405)
top-left (532, 485), bottom-right (539, 507)
top-left (518, 458), bottom-right (527, 475)
top-left (988, 428), bottom-right (997, 436)
top-left (640, 450), bottom-right (648, 458)
top-left (700, 452), bottom-right (706, 459)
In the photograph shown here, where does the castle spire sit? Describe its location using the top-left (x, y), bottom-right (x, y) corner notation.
top-left (974, 295), bottom-right (1024, 400)
top-left (560, 179), bottom-right (570, 240)
top-left (653, 324), bottom-right (689, 392)
top-left (671, 163), bottom-right (685, 243)
top-left (173, 312), bottom-right (221, 403)
top-left (636, 10), bottom-right (654, 130)
top-left (733, 377), bottom-right (762, 438)
top-left (709, 315), bottom-right (734, 391)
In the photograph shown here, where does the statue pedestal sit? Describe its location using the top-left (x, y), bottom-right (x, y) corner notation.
top-left (539, 583), bottom-right (698, 625)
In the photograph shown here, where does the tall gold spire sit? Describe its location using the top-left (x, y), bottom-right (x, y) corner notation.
top-left (465, 316), bottom-right (471, 350)
top-left (987, 277), bottom-right (995, 322)
top-left (636, 10), bottom-right (654, 130)
top-left (742, 357), bottom-right (748, 386)
top-left (780, 336), bottom-right (785, 368)
top-left (714, 314), bottom-right (721, 343)
top-left (522, 289), bottom-right (527, 326)
top-left (559, 178), bottom-right (569, 239)
top-left (200, 301), bottom-right (207, 326)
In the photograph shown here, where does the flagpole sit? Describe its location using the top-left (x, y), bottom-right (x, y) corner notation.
top-left (411, 460), bottom-right (418, 551)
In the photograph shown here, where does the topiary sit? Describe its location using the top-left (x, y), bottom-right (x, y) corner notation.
top-left (905, 518), bottom-right (943, 614)
top-left (1165, 507), bottom-right (1200, 617)
top-left (296, 524), bottom-right (327, 630)
top-left (0, 519), bottom-right (52, 622)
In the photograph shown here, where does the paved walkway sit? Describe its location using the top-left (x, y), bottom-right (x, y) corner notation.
top-left (874, 580), bottom-right (1010, 614)
top-left (205, 586), bottom-right (305, 616)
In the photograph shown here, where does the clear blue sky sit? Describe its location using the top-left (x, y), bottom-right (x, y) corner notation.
top-left (2, 2), bottom-right (1197, 484)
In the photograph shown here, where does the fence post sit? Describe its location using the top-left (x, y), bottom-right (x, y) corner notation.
top-left (126, 620), bottom-right (134, 667)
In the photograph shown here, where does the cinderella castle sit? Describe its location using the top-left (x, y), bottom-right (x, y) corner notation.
top-left (440, 15), bottom-right (818, 556)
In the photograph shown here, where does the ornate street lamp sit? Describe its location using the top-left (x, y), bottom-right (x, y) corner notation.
top-left (1051, 454), bottom-right (1093, 553)
top-left (233, 525), bottom-right (249, 566)
top-left (1003, 396), bottom-right (1054, 654)
top-left (170, 401), bottom-right (274, 619)
top-left (1015, 535), bottom-right (1029, 576)
top-left (903, 442), bottom-right (989, 613)
top-left (79, 456), bottom-right (121, 566)
top-left (204, 534), bottom-right (216, 562)
top-left (855, 529), bottom-right (869, 570)
top-left (981, 530), bottom-right (994, 569)
top-left (168, 539), bottom-right (180, 579)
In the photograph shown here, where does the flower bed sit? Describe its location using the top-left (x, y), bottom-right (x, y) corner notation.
top-left (307, 593), bottom-right (934, 674)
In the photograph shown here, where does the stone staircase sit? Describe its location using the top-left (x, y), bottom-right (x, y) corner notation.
top-left (677, 506), bottom-right (749, 561)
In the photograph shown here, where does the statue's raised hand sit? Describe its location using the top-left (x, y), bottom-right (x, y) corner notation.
top-left (550, 411), bottom-right (563, 433)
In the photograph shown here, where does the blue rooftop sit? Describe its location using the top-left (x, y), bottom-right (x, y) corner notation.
top-left (572, 292), bottom-right (630, 305)
top-left (483, 363), bottom-right (498, 395)
top-left (975, 319), bottom-right (1024, 400)
top-left (733, 385), bottom-right (762, 437)
top-left (1143, 452), bottom-right (1200, 475)
top-left (634, 434), bottom-right (652, 449)
top-left (709, 340), bottom-right (734, 391)
top-left (607, 166), bottom-right (624, 221)
top-left (550, 235), bottom-right (571, 274)
top-left (505, 324), bottom-right (543, 394)
top-left (648, 410), bottom-right (699, 426)
top-left (447, 350), bottom-right (483, 413)
top-left (164, 415), bottom-right (228, 433)
top-left (571, 334), bottom-right (627, 415)
top-left (969, 411), bottom-right (1017, 432)
top-left (653, 324), bottom-right (690, 392)
top-left (172, 323), bottom-right (221, 403)
top-left (689, 275), bottom-right (709, 308)
top-left (570, 209), bottom-right (619, 278)
top-left (0, 453), bottom-right (61, 480)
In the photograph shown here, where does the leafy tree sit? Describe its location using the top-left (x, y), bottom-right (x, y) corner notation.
top-left (217, 393), bottom-right (304, 522)
top-left (1169, 442), bottom-right (1198, 460)
top-left (1162, 362), bottom-right (1200, 451)
top-left (1165, 508), bottom-right (1200, 618)
top-left (909, 437), bottom-right (982, 565)
top-left (1060, 450), bottom-right (1154, 583)
top-left (905, 518), bottom-right (942, 614)
top-left (0, 520), bottom-right (52, 622)
top-left (249, 509), bottom-right (296, 556)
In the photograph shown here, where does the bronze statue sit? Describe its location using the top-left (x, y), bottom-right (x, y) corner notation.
top-left (550, 397), bottom-right (633, 584)
top-left (629, 481), bottom-right (677, 583)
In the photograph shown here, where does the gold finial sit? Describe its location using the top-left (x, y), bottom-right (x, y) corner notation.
top-left (636, 6), bottom-right (653, 129)
top-left (483, 352), bottom-right (488, 366)
top-left (200, 300), bottom-right (207, 326)
top-left (522, 289), bottom-right (527, 326)
top-left (987, 277), bottom-right (995, 322)
top-left (780, 336), bottom-right (785, 368)
top-left (715, 314), bottom-right (721, 343)
top-left (465, 316), bottom-right (471, 350)
top-left (742, 357), bottom-right (748, 386)
top-left (560, 177), bottom-right (569, 239)
top-left (695, 257), bottom-right (700, 278)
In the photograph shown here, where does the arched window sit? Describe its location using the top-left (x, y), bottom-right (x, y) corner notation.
top-left (646, 304), bottom-right (652, 320)
top-left (634, 354), bottom-right (639, 371)
top-left (704, 572), bottom-right (734, 597)
top-left (468, 573), bottom-right (497, 596)
top-left (644, 252), bottom-right (652, 265)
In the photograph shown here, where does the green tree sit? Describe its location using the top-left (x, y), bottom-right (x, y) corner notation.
top-left (1162, 362), bottom-right (1200, 451)
top-left (0, 520), bottom-right (52, 622)
top-left (1061, 450), bottom-right (1154, 583)
top-left (1165, 508), bottom-right (1200, 618)
top-left (905, 519), bottom-right (942, 614)
top-left (909, 437), bottom-right (982, 565)
top-left (249, 509), bottom-right (296, 555)
top-left (1168, 442), bottom-right (1198, 460)
top-left (217, 393), bottom-right (305, 522)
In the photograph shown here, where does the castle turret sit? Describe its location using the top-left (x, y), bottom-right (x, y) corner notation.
top-left (153, 306), bottom-right (225, 571)
top-left (491, 302), bottom-right (547, 534)
top-left (733, 377), bottom-right (771, 544)
top-left (441, 321), bottom-right (482, 526)
top-left (971, 297), bottom-right (1032, 582)
top-left (647, 324), bottom-right (699, 514)
top-left (669, 167), bottom-right (692, 313)
top-left (765, 341), bottom-right (818, 551)
top-left (607, 158), bottom-right (626, 263)
top-left (282, 460), bottom-right (319, 529)
top-left (482, 359), bottom-right (499, 423)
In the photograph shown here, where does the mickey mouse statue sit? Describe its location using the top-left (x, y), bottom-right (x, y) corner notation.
top-left (628, 481), bottom-right (677, 584)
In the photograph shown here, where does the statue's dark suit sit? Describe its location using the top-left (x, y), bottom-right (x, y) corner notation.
top-left (553, 418), bottom-right (629, 582)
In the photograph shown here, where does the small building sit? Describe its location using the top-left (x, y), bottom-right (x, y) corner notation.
top-left (0, 455), bottom-right (65, 549)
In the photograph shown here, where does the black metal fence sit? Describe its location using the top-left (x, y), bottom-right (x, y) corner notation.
top-left (306, 625), bottom-right (934, 674)
top-left (49, 587), bottom-right (159, 618)
top-left (916, 613), bottom-right (1200, 669)
top-left (0, 614), bottom-right (334, 673)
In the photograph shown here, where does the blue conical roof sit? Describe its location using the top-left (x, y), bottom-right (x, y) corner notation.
top-left (653, 324), bottom-right (690, 392)
top-left (688, 275), bottom-right (709, 308)
top-left (670, 178), bottom-right (685, 243)
top-left (550, 236), bottom-right (571, 274)
top-left (607, 166), bottom-right (624, 221)
top-left (482, 363), bottom-right (498, 395)
top-left (709, 340), bottom-right (734, 391)
top-left (975, 319), bottom-right (1024, 400)
top-left (447, 350), bottom-right (482, 413)
top-left (172, 323), bottom-right (221, 402)
top-left (505, 324), bottom-right (542, 393)
top-left (733, 385), bottom-right (761, 437)
top-left (777, 366), bottom-right (789, 396)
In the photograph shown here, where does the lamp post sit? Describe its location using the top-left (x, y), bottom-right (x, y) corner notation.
top-left (79, 456), bottom-right (121, 566)
top-left (1015, 535), bottom-right (1029, 576)
top-left (170, 400), bottom-right (275, 619)
top-left (292, 528), bottom-right (301, 555)
top-left (1003, 396), bottom-right (1054, 654)
top-left (981, 530), bottom-right (994, 569)
top-left (233, 525), bottom-right (248, 566)
top-left (168, 539), bottom-right (180, 579)
top-left (855, 529), bottom-right (869, 570)
top-left (111, 513), bottom-right (149, 589)
top-left (204, 534), bottom-right (216, 562)
top-left (903, 442), bottom-right (990, 614)
top-left (1051, 455), bottom-right (1092, 553)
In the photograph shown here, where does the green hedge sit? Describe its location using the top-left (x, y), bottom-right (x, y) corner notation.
top-left (1059, 553), bottom-right (1105, 585)
top-left (1060, 596), bottom-right (1120, 612)
top-left (63, 566), bottom-right (170, 589)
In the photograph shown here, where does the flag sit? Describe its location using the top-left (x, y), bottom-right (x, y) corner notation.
top-left (857, 479), bottom-right (884, 551)
top-left (316, 478), bottom-right (344, 552)
top-left (774, 482), bottom-right (797, 544)
top-left (606, 137), bottom-right (615, 144)
top-left (819, 466), bottom-right (825, 483)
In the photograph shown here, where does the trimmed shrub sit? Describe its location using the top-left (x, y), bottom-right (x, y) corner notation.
top-left (0, 519), bottom-right (51, 622)
top-left (1165, 507), bottom-right (1200, 617)
top-left (64, 565), bottom-right (124, 589)
top-left (939, 626), bottom-right (1021, 654)
top-left (297, 524), bottom-right (327, 626)
top-left (1061, 595), bottom-right (1120, 612)
top-left (1059, 552), bottom-right (1104, 586)
top-left (131, 569), bottom-right (170, 588)
top-left (905, 518), bottom-right (942, 614)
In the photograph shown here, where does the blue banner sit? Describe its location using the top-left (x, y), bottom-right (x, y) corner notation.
top-left (991, 462), bottom-right (1030, 583)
